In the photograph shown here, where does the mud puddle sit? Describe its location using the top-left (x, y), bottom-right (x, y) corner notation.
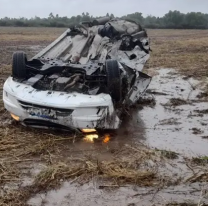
top-left (69, 68), bottom-right (208, 157)
top-left (138, 68), bottom-right (208, 156)
top-left (28, 182), bottom-right (208, 206)
top-left (25, 68), bottom-right (208, 206)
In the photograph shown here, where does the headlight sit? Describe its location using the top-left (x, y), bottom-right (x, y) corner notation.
top-left (81, 129), bottom-right (97, 133)
top-left (11, 113), bottom-right (20, 121)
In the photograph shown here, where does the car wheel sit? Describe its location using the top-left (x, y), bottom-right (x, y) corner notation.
top-left (12, 51), bottom-right (27, 79)
top-left (105, 59), bottom-right (122, 102)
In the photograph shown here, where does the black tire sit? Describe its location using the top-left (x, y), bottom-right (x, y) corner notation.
top-left (105, 59), bottom-right (122, 102)
top-left (12, 51), bottom-right (27, 79)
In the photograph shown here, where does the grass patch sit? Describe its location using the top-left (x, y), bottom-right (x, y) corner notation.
top-left (147, 29), bottom-right (208, 78)
top-left (35, 159), bottom-right (156, 190)
top-left (163, 98), bottom-right (189, 107)
top-left (0, 189), bottom-right (30, 206)
top-left (192, 156), bottom-right (208, 165)
top-left (166, 203), bottom-right (206, 206)
top-left (155, 149), bottom-right (179, 159)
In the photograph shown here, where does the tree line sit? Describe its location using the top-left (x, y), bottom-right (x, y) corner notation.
top-left (0, 11), bottom-right (208, 29)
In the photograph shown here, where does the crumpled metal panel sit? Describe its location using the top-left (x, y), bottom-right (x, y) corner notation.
top-left (124, 71), bottom-right (152, 105)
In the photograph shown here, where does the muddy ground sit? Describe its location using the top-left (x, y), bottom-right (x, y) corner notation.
top-left (0, 27), bottom-right (208, 206)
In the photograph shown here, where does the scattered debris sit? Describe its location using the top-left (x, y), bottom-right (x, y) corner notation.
top-left (158, 118), bottom-right (181, 126)
top-left (34, 159), bottom-right (157, 189)
top-left (187, 172), bottom-right (208, 183)
top-left (192, 156), bottom-right (208, 165)
top-left (146, 89), bottom-right (169, 96)
top-left (188, 112), bottom-right (204, 118)
top-left (182, 75), bottom-right (192, 80)
top-left (187, 80), bottom-right (196, 91)
top-left (166, 203), bottom-right (204, 206)
top-left (163, 98), bottom-right (189, 107)
top-left (137, 94), bottom-right (156, 107)
top-left (197, 92), bottom-right (208, 99)
top-left (194, 109), bottom-right (208, 114)
top-left (0, 189), bottom-right (31, 206)
top-left (155, 149), bottom-right (179, 159)
top-left (191, 128), bottom-right (204, 135)
top-left (200, 122), bottom-right (208, 126)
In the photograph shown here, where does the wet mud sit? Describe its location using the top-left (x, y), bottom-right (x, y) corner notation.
top-left (28, 182), bottom-right (208, 206)
top-left (73, 68), bottom-right (208, 157)
top-left (138, 69), bottom-right (208, 156)
top-left (27, 68), bottom-right (208, 206)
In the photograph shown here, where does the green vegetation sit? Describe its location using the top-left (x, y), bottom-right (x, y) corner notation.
top-left (1, 11), bottom-right (208, 29)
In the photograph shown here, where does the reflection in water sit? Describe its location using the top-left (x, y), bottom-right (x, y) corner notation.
top-left (82, 110), bottom-right (146, 146)
top-left (29, 181), bottom-right (208, 206)
top-left (139, 68), bottom-right (208, 156)
top-left (83, 134), bottom-right (111, 144)
top-left (81, 129), bottom-right (96, 133)
top-left (83, 134), bottom-right (99, 143)
top-left (81, 104), bottom-right (146, 146)
top-left (103, 134), bottom-right (110, 143)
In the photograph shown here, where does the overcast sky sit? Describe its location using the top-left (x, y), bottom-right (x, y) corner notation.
top-left (0, 0), bottom-right (208, 18)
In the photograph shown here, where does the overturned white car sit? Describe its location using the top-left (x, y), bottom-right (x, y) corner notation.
top-left (3, 17), bottom-right (151, 132)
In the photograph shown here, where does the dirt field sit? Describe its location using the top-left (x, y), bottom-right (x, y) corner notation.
top-left (0, 27), bottom-right (208, 206)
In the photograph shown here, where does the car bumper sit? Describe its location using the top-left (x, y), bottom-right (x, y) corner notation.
top-left (3, 77), bottom-right (120, 131)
